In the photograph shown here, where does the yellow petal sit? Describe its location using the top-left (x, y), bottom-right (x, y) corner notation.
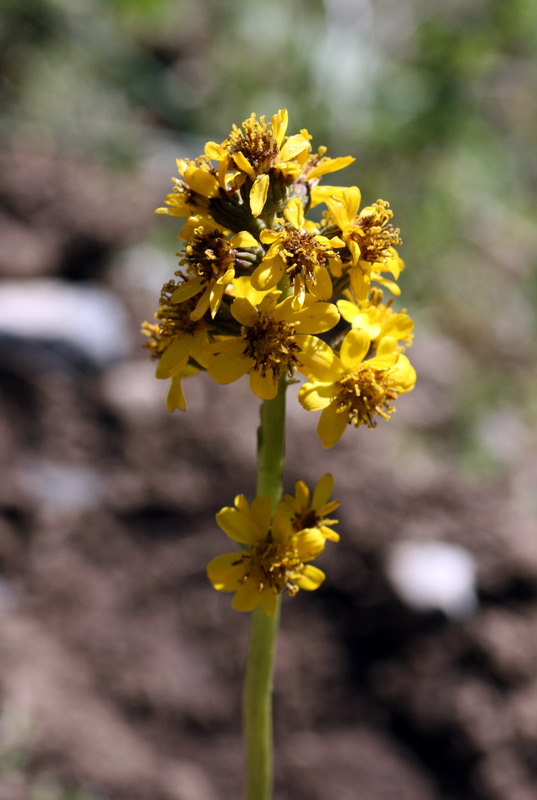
top-left (297, 335), bottom-right (340, 381)
top-left (318, 402), bottom-right (348, 449)
top-left (295, 529), bottom-right (326, 560)
top-left (319, 524), bottom-right (340, 542)
top-left (190, 288), bottom-right (211, 322)
top-left (271, 109), bottom-right (288, 148)
top-left (207, 553), bottom-right (244, 591)
top-left (389, 354), bottom-right (417, 393)
top-left (340, 329), bottom-right (370, 370)
top-left (283, 197), bottom-right (304, 229)
top-left (295, 480), bottom-right (310, 508)
top-left (295, 565), bottom-right (325, 591)
top-left (279, 134), bottom-right (310, 162)
top-left (184, 166), bottom-right (219, 198)
top-left (251, 257), bottom-right (285, 292)
top-left (233, 151), bottom-right (256, 180)
top-left (306, 156), bottom-right (355, 180)
top-left (166, 376), bottom-right (186, 412)
top-left (250, 174), bottom-right (270, 217)
top-left (349, 268), bottom-right (370, 300)
top-left (204, 141), bottom-right (227, 160)
top-left (171, 278), bottom-right (204, 303)
top-left (230, 231), bottom-right (259, 248)
top-left (298, 381), bottom-right (336, 411)
top-left (259, 230), bottom-right (281, 245)
top-left (337, 299), bottom-right (359, 324)
top-left (290, 301), bottom-right (340, 334)
top-left (158, 336), bottom-right (192, 374)
top-left (216, 507), bottom-right (257, 545)
top-left (308, 266), bottom-right (332, 301)
top-left (250, 495), bottom-right (273, 537)
top-left (231, 297), bottom-right (258, 326)
top-left (206, 349), bottom-right (249, 384)
top-left (312, 474), bottom-right (334, 509)
top-left (249, 370), bottom-right (279, 400)
top-left (232, 582), bottom-right (262, 612)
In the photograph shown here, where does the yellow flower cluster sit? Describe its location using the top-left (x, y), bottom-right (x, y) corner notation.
top-left (143, 109), bottom-right (416, 447)
top-left (207, 475), bottom-right (340, 613)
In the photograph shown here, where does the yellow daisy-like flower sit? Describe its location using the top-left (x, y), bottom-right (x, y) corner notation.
top-left (337, 288), bottom-right (414, 350)
top-left (325, 187), bottom-right (403, 299)
top-left (171, 220), bottom-right (259, 321)
top-left (207, 494), bottom-right (327, 614)
top-left (251, 198), bottom-right (343, 309)
top-left (205, 110), bottom-right (310, 217)
top-left (141, 283), bottom-right (209, 411)
top-left (156, 157), bottom-right (223, 220)
top-left (205, 292), bottom-right (340, 400)
top-left (279, 474), bottom-right (340, 542)
top-left (298, 329), bottom-right (416, 448)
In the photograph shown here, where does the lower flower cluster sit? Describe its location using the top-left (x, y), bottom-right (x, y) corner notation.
top-left (207, 475), bottom-right (339, 614)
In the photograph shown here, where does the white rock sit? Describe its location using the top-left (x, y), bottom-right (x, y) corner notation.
top-left (386, 540), bottom-right (477, 619)
top-left (0, 279), bottom-right (129, 365)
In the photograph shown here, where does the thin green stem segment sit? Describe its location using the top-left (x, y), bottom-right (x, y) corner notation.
top-left (243, 375), bottom-right (287, 800)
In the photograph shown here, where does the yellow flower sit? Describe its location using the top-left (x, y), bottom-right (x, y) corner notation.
top-left (325, 188), bottom-right (403, 299)
top-left (141, 282), bottom-right (209, 411)
top-left (207, 494), bottom-right (327, 614)
top-left (205, 292), bottom-right (340, 400)
top-left (298, 329), bottom-right (416, 448)
top-left (205, 110), bottom-right (310, 217)
top-left (337, 288), bottom-right (414, 350)
top-left (171, 220), bottom-right (259, 320)
top-left (298, 144), bottom-right (355, 185)
top-left (251, 198), bottom-right (343, 309)
top-left (155, 158), bottom-right (222, 219)
top-left (279, 474), bottom-right (340, 542)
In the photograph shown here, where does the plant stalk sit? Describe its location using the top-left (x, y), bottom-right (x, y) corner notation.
top-left (242, 375), bottom-right (287, 800)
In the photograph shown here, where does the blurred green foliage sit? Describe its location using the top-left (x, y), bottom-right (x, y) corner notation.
top-left (2, 0), bottom-right (536, 469)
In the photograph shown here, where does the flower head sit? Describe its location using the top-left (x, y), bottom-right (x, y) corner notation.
top-left (337, 288), bottom-right (414, 350)
top-left (172, 220), bottom-right (259, 320)
top-left (207, 493), bottom-right (330, 614)
top-left (205, 292), bottom-right (339, 400)
top-left (324, 188), bottom-right (403, 299)
top-left (141, 282), bottom-right (209, 410)
top-left (251, 198), bottom-right (342, 308)
top-left (279, 474), bottom-right (340, 542)
top-left (298, 329), bottom-right (416, 448)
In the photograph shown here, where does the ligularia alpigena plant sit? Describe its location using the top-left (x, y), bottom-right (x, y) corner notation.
top-left (142, 110), bottom-right (416, 800)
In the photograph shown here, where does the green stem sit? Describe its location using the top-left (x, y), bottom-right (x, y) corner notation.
top-left (243, 375), bottom-right (287, 800)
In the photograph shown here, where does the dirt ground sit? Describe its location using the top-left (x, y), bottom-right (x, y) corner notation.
top-left (1, 150), bottom-right (537, 800)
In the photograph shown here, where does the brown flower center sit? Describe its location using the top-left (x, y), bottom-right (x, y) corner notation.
top-left (335, 366), bottom-right (398, 428)
top-left (228, 114), bottom-right (279, 174)
top-left (237, 538), bottom-right (303, 595)
top-left (142, 282), bottom-right (204, 358)
top-left (181, 228), bottom-right (233, 285)
top-left (242, 316), bottom-right (301, 379)
top-left (349, 199), bottom-right (402, 264)
top-left (281, 228), bottom-right (329, 284)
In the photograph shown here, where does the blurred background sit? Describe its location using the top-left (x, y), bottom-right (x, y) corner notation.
top-left (1, 0), bottom-right (537, 798)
